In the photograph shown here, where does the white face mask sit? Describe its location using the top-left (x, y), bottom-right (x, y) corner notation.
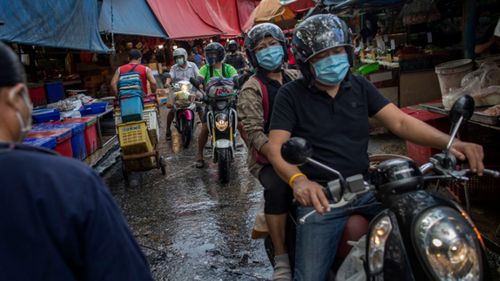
top-left (176, 57), bottom-right (186, 66)
top-left (11, 88), bottom-right (33, 141)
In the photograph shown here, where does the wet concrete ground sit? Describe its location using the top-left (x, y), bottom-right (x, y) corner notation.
top-left (101, 109), bottom-right (408, 280)
top-left (103, 108), bottom-right (271, 280)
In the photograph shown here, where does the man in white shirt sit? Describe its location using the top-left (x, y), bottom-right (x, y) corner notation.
top-left (165, 48), bottom-right (200, 140)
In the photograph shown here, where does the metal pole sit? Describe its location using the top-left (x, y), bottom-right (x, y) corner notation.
top-left (463, 0), bottom-right (476, 59)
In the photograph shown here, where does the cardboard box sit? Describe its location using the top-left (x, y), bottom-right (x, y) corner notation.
top-left (400, 70), bottom-right (441, 107)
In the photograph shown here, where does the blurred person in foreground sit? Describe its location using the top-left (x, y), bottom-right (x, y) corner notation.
top-left (0, 42), bottom-right (153, 281)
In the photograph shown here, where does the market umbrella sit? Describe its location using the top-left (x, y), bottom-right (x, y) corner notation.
top-left (242, 0), bottom-right (298, 32)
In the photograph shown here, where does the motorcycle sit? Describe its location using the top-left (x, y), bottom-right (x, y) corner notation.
top-left (172, 81), bottom-right (197, 148)
top-left (190, 77), bottom-right (238, 183)
top-left (266, 95), bottom-right (500, 280)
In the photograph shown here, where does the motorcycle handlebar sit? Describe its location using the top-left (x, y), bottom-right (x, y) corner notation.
top-left (420, 162), bottom-right (500, 179)
top-left (461, 168), bottom-right (500, 178)
top-left (299, 199), bottom-right (350, 224)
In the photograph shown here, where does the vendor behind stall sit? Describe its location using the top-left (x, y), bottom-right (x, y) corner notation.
top-left (475, 18), bottom-right (500, 56)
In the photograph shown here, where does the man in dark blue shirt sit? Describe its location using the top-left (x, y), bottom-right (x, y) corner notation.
top-left (0, 42), bottom-right (153, 281)
top-left (266, 15), bottom-right (485, 280)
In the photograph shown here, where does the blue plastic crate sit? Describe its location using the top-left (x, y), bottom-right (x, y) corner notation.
top-left (120, 96), bottom-right (143, 122)
top-left (32, 108), bottom-right (61, 124)
top-left (45, 81), bottom-right (65, 103)
top-left (80, 102), bottom-right (108, 116)
top-left (42, 123), bottom-right (86, 160)
top-left (23, 137), bottom-right (57, 150)
top-left (30, 125), bottom-right (72, 142)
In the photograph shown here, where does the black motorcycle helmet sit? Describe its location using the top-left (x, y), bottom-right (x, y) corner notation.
top-left (244, 23), bottom-right (288, 70)
top-left (204, 42), bottom-right (225, 65)
top-left (292, 14), bottom-right (354, 82)
top-left (227, 40), bottom-right (238, 52)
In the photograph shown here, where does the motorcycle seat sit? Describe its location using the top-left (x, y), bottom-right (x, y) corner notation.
top-left (336, 215), bottom-right (369, 258)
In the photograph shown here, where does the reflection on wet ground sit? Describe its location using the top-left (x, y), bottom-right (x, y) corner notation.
top-left (104, 108), bottom-right (271, 280)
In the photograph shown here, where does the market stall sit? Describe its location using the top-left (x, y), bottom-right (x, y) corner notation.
top-left (0, 0), bottom-right (174, 167)
top-left (338, 0), bottom-right (471, 107)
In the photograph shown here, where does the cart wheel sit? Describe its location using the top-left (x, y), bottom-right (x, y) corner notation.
top-left (160, 156), bottom-right (166, 175)
top-left (122, 163), bottom-right (129, 182)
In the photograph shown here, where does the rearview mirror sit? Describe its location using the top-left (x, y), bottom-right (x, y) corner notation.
top-left (449, 95), bottom-right (474, 123)
top-left (281, 137), bottom-right (313, 165)
top-left (444, 95), bottom-right (475, 155)
top-left (189, 77), bottom-right (202, 90)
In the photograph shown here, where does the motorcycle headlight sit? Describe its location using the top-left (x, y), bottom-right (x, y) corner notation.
top-left (215, 114), bottom-right (229, 131)
top-left (368, 215), bottom-right (393, 274)
top-left (413, 207), bottom-right (482, 281)
top-left (216, 100), bottom-right (228, 110)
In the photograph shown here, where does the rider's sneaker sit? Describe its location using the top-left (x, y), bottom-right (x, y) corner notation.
top-left (272, 254), bottom-right (292, 281)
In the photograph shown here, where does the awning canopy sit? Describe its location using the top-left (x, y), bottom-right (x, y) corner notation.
top-left (99, 0), bottom-right (167, 38)
top-left (148, 0), bottom-right (243, 40)
top-left (148, 0), bottom-right (220, 40)
top-left (188, 0), bottom-right (241, 38)
top-left (0, 0), bottom-right (110, 53)
top-left (237, 0), bottom-right (260, 30)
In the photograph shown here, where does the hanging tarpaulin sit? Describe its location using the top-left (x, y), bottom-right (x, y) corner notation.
top-left (148, 0), bottom-right (243, 40)
top-left (0, 0), bottom-right (110, 53)
top-left (99, 0), bottom-right (167, 38)
top-left (147, 0), bottom-right (221, 40)
top-left (188, 0), bottom-right (241, 38)
top-left (238, 0), bottom-right (260, 30)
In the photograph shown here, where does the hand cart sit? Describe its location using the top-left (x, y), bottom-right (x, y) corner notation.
top-left (116, 104), bottom-right (165, 182)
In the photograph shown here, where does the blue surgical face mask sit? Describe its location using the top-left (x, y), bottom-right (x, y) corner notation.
top-left (312, 53), bottom-right (350, 86)
top-left (255, 45), bottom-right (284, 71)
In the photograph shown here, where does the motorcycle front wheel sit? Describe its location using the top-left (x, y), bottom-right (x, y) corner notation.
top-left (217, 148), bottom-right (231, 183)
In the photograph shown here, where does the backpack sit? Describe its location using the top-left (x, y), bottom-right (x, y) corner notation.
top-left (205, 63), bottom-right (229, 82)
top-left (253, 70), bottom-right (299, 124)
top-left (118, 64), bottom-right (143, 97)
top-left (248, 71), bottom-right (299, 165)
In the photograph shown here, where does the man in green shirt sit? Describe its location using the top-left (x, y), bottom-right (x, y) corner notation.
top-left (195, 42), bottom-right (238, 168)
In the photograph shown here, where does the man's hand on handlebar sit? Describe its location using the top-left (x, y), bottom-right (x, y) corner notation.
top-left (293, 177), bottom-right (331, 215)
top-left (449, 140), bottom-right (485, 176)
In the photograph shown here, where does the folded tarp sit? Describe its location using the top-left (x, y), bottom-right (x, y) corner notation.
top-left (0, 0), bottom-right (110, 53)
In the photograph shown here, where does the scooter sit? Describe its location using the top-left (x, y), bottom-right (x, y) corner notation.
top-left (267, 95), bottom-right (500, 280)
top-left (172, 81), bottom-right (197, 148)
top-left (190, 77), bottom-right (238, 183)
